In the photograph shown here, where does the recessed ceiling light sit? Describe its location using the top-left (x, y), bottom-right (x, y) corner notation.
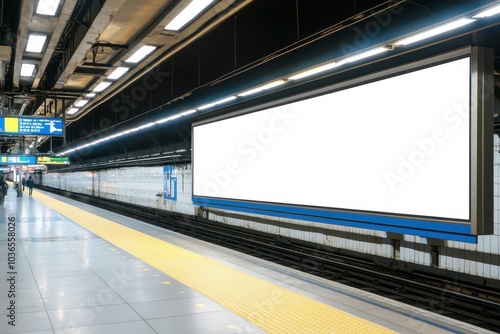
top-left (165, 0), bottom-right (215, 31)
top-left (67, 108), bottom-right (79, 115)
top-left (20, 63), bottom-right (36, 77)
top-left (26, 34), bottom-right (47, 53)
top-left (75, 100), bottom-right (89, 107)
top-left (92, 81), bottom-right (112, 92)
top-left (107, 67), bottom-right (130, 80)
top-left (36, 0), bottom-right (61, 16)
top-left (125, 46), bottom-right (156, 63)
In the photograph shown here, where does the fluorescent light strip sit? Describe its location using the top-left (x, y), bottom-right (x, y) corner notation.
top-left (180, 109), bottom-right (197, 116)
top-left (20, 63), bottom-right (36, 77)
top-left (93, 81), bottom-right (112, 92)
top-left (108, 67), bottom-right (130, 80)
top-left (75, 100), bottom-right (89, 107)
top-left (394, 18), bottom-right (475, 46)
top-left (288, 61), bottom-right (346, 80)
top-left (165, 0), bottom-right (215, 31)
top-left (67, 108), bottom-right (79, 115)
top-left (86, 93), bottom-right (96, 98)
top-left (197, 95), bottom-right (237, 110)
top-left (125, 45), bottom-right (156, 63)
top-left (138, 122), bottom-right (156, 130)
top-left (26, 34), bottom-right (47, 53)
top-left (344, 47), bottom-right (389, 63)
top-left (36, 0), bottom-right (61, 15)
top-left (473, 4), bottom-right (500, 18)
top-left (238, 80), bottom-right (286, 97)
top-left (156, 114), bottom-right (182, 124)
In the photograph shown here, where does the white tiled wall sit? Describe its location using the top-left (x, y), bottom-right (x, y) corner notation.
top-left (43, 145), bottom-right (500, 279)
top-left (44, 165), bottom-right (195, 216)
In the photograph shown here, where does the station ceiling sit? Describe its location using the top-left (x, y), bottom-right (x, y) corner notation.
top-left (0, 0), bottom-right (499, 166)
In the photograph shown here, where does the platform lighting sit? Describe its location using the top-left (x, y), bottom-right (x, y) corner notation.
top-left (75, 100), bottom-right (88, 107)
top-left (473, 4), bottom-right (500, 18)
top-left (67, 108), bottom-right (79, 115)
top-left (92, 81), bottom-right (112, 92)
top-left (344, 47), bottom-right (389, 63)
top-left (394, 18), bottom-right (475, 46)
top-left (288, 61), bottom-right (346, 81)
top-left (20, 63), bottom-right (36, 77)
top-left (197, 95), bottom-right (237, 110)
top-left (156, 114), bottom-right (182, 124)
top-left (137, 122), bottom-right (156, 130)
top-left (164, 0), bottom-right (215, 31)
top-left (58, 4), bottom-right (495, 158)
top-left (237, 80), bottom-right (286, 97)
top-left (26, 34), bottom-right (47, 53)
top-left (125, 46), bottom-right (156, 63)
top-left (86, 93), bottom-right (96, 98)
top-left (107, 67), bottom-right (130, 80)
top-left (180, 109), bottom-right (197, 116)
top-left (36, 0), bottom-right (61, 15)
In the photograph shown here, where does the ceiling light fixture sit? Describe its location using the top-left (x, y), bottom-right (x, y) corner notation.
top-left (156, 114), bottom-right (182, 124)
top-left (92, 81), bottom-right (112, 92)
top-left (26, 34), bottom-right (48, 53)
top-left (75, 100), bottom-right (89, 107)
top-left (36, 0), bottom-right (61, 16)
top-left (165, 0), bottom-right (215, 31)
top-left (180, 109), bottom-right (197, 116)
top-left (67, 108), bottom-right (79, 115)
top-left (107, 67), bottom-right (130, 80)
top-left (394, 18), bottom-right (475, 46)
top-left (344, 47), bottom-right (389, 63)
top-left (237, 80), bottom-right (286, 97)
top-left (125, 45), bottom-right (156, 63)
top-left (197, 95), bottom-right (237, 110)
top-left (288, 61), bottom-right (346, 81)
top-left (20, 63), bottom-right (36, 77)
top-left (473, 4), bottom-right (500, 18)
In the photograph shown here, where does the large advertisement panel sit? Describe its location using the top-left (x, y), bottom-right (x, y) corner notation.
top-left (192, 48), bottom-right (493, 242)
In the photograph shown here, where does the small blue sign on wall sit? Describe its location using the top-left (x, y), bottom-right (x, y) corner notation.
top-left (163, 166), bottom-right (177, 201)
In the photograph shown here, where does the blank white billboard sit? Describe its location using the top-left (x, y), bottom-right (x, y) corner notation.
top-left (193, 57), bottom-right (471, 221)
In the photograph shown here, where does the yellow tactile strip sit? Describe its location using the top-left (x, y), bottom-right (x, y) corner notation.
top-left (33, 191), bottom-right (396, 334)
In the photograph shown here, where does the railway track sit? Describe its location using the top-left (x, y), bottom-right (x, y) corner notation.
top-left (39, 186), bottom-right (500, 331)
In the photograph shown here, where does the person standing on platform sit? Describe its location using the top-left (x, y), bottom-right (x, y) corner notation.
top-left (22, 177), bottom-right (26, 191)
top-left (26, 176), bottom-right (34, 196)
top-left (0, 175), bottom-right (7, 206)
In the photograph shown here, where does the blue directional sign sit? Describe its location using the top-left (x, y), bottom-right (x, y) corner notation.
top-left (0, 116), bottom-right (64, 136)
top-left (0, 155), bottom-right (37, 164)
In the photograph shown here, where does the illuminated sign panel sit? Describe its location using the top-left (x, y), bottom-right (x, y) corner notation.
top-left (0, 155), bottom-right (37, 164)
top-left (0, 116), bottom-right (63, 136)
top-left (192, 48), bottom-right (493, 243)
top-left (37, 156), bottom-right (70, 165)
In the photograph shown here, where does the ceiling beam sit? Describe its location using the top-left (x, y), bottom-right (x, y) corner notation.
top-left (32, 0), bottom-right (79, 89)
top-left (52, 0), bottom-right (128, 90)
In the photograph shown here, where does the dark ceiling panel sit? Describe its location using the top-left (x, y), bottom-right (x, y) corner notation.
top-left (172, 43), bottom-right (199, 97)
top-left (199, 19), bottom-right (236, 85)
top-left (297, 0), bottom-right (354, 39)
top-left (235, 0), bottom-right (298, 68)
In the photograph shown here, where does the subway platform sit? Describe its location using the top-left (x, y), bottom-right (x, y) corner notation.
top-left (0, 187), bottom-right (495, 334)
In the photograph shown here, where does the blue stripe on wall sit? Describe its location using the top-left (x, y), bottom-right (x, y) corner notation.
top-left (192, 197), bottom-right (476, 243)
